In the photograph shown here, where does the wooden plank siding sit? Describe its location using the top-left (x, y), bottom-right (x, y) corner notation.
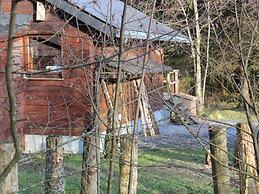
top-left (16, 76), bottom-right (91, 135)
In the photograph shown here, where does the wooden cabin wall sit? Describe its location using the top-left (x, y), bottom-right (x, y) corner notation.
top-left (144, 49), bottom-right (165, 111)
top-left (145, 73), bottom-right (165, 111)
top-left (123, 48), bottom-right (165, 111)
top-left (0, 1), bottom-right (96, 139)
top-left (16, 76), bottom-right (92, 136)
top-left (61, 28), bottom-right (94, 66)
top-left (16, 26), bottom-right (95, 136)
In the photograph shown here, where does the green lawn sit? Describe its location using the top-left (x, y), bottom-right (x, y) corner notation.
top-left (19, 147), bottom-right (214, 194)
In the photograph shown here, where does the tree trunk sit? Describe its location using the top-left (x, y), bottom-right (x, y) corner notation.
top-left (81, 135), bottom-right (98, 194)
top-left (202, 1), bottom-right (211, 104)
top-left (45, 135), bottom-right (64, 194)
top-left (0, 143), bottom-right (18, 193)
top-left (209, 125), bottom-right (232, 194)
top-left (193, 0), bottom-right (203, 114)
top-left (236, 123), bottom-right (259, 194)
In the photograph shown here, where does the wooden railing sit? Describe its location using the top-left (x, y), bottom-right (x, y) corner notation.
top-left (164, 70), bottom-right (179, 93)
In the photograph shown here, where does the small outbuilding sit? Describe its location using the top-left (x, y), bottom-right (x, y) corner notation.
top-left (0, 0), bottom-right (188, 152)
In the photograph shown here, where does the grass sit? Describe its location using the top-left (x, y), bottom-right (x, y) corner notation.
top-left (204, 100), bottom-right (258, 121)
top-left (207, 109), bottom-right (247, 120)
top-left (19, 147), bottom-right (214, 194)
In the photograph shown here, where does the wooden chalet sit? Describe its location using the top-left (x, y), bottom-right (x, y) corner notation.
top-left (0, 0), bottom-right (188, 150)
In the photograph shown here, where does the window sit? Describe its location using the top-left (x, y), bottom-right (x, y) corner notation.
top-left (24, 35), bottom-right (63, 78)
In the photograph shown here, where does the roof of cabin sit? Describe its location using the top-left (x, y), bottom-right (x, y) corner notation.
top-left (107, 55), bottom-right (172, 76)
top-left (46, 0), bottom-right (189, 43)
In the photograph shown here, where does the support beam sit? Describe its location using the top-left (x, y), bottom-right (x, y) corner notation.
top-left (209, 125), bottom-right (232, 194)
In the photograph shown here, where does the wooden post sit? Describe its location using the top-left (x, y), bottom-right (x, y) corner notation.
top-left (45, 135), bottom-right (64, 194)
top-left (0, 143), bottom-right (18, 193)
top-left (128, 136), bottom-right (138, 194)
top-left (236, 123), bottom-right (259, 194)
top-left (166, 70), bottom-right (179, 93)
top-left (81, 135), bottom-right (98, 194)
top-left (166, 73), bottom-right (171, 93)
top-left (209, 125), bottom-right (232, 194)
top-left (119, 135), bottom-right (131, 194)
top-left (173, 70), bottom-right (179, 93)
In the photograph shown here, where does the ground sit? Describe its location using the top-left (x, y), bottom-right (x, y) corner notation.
top-left (19, 137), bottom-right (213, 193)
top-left (18, 106), bottom-right (246, 193)
top-left (18, 120), bottom-right (239, 193)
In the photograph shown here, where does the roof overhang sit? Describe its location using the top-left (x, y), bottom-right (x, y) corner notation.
top-left (46, 0), bottom-right (189, 43)
top-left (107, 56), bottom-right (172, 76)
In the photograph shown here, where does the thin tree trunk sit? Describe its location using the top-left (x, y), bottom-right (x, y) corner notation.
top-left (129, 0), bottom-right (157, 192)
top-left (202, 1), bottom-right (211, 104)
top-left (178, 0), bottom-right (196, 86)
top-left (193, 0), bottom-right (203, 114)
top-left (234, 0), bottom-right (259, 175)
top-left (45, 135), bottom-right (64, 194)
top-left (107, 1), bottom-right (128, 193)
top-left (209, 125), bottom-right (232, 194)
top-left (81, 65), bottom-right (101, 194)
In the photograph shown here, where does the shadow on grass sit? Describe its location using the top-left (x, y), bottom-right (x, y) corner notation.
top-left (139, 147), bottom-right (205, 165)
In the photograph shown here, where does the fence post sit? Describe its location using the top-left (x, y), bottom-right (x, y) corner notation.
top-left (45, 135), bottom-right (64, 194)
top-left (119, 135), bottom-right (131, 194)
top-left (235, 123), bottom-right (259, 194)
top-left (81, 135), bottom-right (98, 194)
top-left (128, 135), bottom-right (138, 194)
top-left (209, 125), bottom-right (231, 194)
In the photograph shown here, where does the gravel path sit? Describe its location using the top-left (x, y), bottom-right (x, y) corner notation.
top-left (139, 120), bottom-right (237, 150)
